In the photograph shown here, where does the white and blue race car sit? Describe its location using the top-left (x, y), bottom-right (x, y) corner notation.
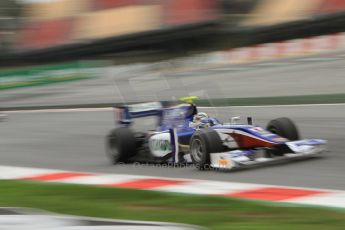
top-left (106, 97), bottom-right (327, 170)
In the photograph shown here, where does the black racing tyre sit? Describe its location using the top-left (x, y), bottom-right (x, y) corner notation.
top-left (189, 129), bottom-right (224, 170)
top-left (266, 117), bottom-right (300, 141)
top-left (106, 127), bottom-right (137, 164)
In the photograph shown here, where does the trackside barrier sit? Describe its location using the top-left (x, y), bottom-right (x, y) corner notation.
top-left (149, 32), bottom-right (345, 73)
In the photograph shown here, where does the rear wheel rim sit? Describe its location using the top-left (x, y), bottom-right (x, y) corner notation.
top-left (191, 139), bottom-right (204, 162)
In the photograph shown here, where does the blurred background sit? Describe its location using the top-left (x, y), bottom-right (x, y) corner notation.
top-left (1, 0), bottom-right (345, 61)
top-left (2, 0), bottom-right (345, 105)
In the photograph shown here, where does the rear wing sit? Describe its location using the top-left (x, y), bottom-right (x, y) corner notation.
top-left (115, 102), bottom-right (163, 126)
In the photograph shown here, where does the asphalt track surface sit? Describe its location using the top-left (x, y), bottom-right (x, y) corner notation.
top-left (2, 53), bottom-right (345, 108)
top-left (1, 104), bottom-right (344, 190)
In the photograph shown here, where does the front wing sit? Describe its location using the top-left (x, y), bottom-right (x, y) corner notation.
top-left (210, 139), bottom-right (327, 170)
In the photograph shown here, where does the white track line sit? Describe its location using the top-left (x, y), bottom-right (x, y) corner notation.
top-left (2, 103), bottom-right (345, 114)
top-left (4, 108), bottom-right (114, 114)
top-left (199, 103), bottom-right (345, 109)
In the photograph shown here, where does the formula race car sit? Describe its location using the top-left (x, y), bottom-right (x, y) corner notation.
top-left (105, 97), bottom-right (327, 170)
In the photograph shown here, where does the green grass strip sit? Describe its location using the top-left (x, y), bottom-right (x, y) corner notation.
top-left (196, 94), bottom-right (345, 107)
top-left (0, 180), bottom-right (344, 230)
top-left (0, 74), bottom-right (91, 91)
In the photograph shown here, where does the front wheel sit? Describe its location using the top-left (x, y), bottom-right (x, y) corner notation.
top-left (266, 117), bottom-right (299, 141)
top-left (266, 117), bottom-right (300, 156)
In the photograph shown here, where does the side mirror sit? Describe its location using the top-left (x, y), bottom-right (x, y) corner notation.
top-left (247, 117), bottom-right (253, 125)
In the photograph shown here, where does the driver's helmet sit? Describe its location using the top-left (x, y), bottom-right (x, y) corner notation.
top-left (191, 112), bottom-right (212, 128)
top-left (193, 112), bottom-right (209, 123)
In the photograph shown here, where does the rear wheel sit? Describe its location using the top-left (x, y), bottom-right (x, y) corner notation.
top-left (189, 129), bottom-right (224, 170)
top-left (106, 127), bottom-right (137, 164)
top-left (266, 117), bottom-right (299, 141)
